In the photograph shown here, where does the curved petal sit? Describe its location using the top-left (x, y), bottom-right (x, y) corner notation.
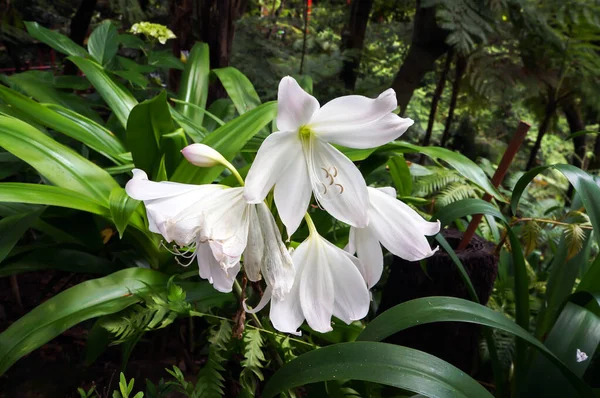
top-left (298, 236), bottom-right (335, 333)
top-left (352, 225), bottom-right (384, 289)
top-left (307, 138), bottom-right (369, 228)
top-left (270, 242), bottom-right (307, 335)
top-left (244, 131), bottom-right (301, 203)
top-left (196, 242), bottom-right (240, 293)
top-left (322, 239), bottom-right (370, 323)
top-left (244, 286), bottom-right (272, 314)
top-left (243, 205), bottom-right (263, 282)
top-left (277, 76), bottom-right (320, 132)
top-left (310, 89), bottom-right (413, 148)
top-left (273, 149), bottom-right (312, 237)
top-left (368, 187), bottom-right (441, 261)
top-left (126, 169), bottom-right (199, 200)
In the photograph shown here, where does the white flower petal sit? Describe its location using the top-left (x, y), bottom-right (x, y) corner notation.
top-left (273, 149), bottom-right (312, 237)
top-left (270, 243), bottom-right (307, 335)
top-left (243, 205), bottom-right (263, 282)
top-left (307, 138), bottom-right (369, 228)
top-left (277, 76), bottom-right (320, 132)
top-left (298, 237), bottom-right (335, 333)
top-left (323, 239), bottom-right (370, 323)
top-left (126, 169), bottom-right (199, 200)
top-left (244, 286), bottom-right (272, 314)
top-left (368, 187), bottom-right (440, 261)
top-left (351, 225), bottom-right (384, 289)
top-left (196, 242), bottom-right (240, 293)
top-left (244, 131), bottom-right (301, 203)
top-left (254, 202), bottom-right (295, 299)
top-left (310, 89), bottom-right (413, 148)
top-left (181, 143), bottom-right (227, 167)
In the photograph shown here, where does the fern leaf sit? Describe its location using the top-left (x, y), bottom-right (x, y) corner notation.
top-left (564, 224), bottom-right (586, 260)
top-left (240, 328), bottom-right (267, 393)
top-left (521, 221), bottom-right (541, 256)
top-left (195, 320), bottom-right (232, 398)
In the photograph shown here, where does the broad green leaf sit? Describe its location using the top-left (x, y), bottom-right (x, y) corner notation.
top-left (46, 103), bottom-right (127, 161)
top-left (160, 128), bottom-right (188, 175)
top-left (0, 85), bottom-right (123, 161)
top-left (68, 56), bottom-right (138, 128)
top-left (170, 107), bottom-right (209, 142)
top-left (204, 98), bottom-right (235, 132)
top-left (24, 21), bottom-right (88, 57)
top-left (88, 21), bottom-right (119, 66)
top-left (0, 248), bottom-right (120, 277)
top-left (0, 116), bottom-right (119, 202)
top-left (385, 142), bottom-right (504, 201)
top-left (578, 255), bottom-right (600, 293)
top-left (357, 297), bottom-right (594, 397)
top-left (511, 165), bottom-right (600, 247)
top-left (213, 67), bottom-right (262, 115)
top-left (177, 42), bottom-right (210, 126)
top-left (0, 268), bottom-right (168, 375)
top-left (117, 34), bottom-right (146, 50)
top-left (171, 102), bottom-right (277, 184)
top-left (109, 188), bottom-right (140, 238)
top-left (53, 75), bottom-right (91, 90)
top-left (432, 198), bottom-right (507, 228)
top-left (262, 342), bottom-right (493, 398)
top-left (148, 50), bottom-right (184, 70)
top-left (524, 300), bottom-right (600, 396)
top-left (126, 91), bottom-right (176, 177)
top-left (8, 71), bottom-right (101, 122)
top-left (112, 70), bottom-right (149, 89)
top-left (387, 154), bottom-right (412, 196)
top-left (0, 183), bottom-right (110, 217)
top-left (0, 209), bottom-right (44, 264)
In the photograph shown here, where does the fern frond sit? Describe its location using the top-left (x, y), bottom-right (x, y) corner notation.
top-left (195, 320), bottom-right (232, 398)
top-left (414, 168), bottom-right (462, 197)
top-left (564, 224), bottom-right (586, 260)
top-left (436, 181), bottom-right (480, 206)
top-left (240, 328), bottom-right (267, 393)
top-left (521, 220), bottom-right (542, 256)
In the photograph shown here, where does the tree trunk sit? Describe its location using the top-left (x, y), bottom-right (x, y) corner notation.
top-left (391, 0), bottom-right (450, 114)
top-left (526, 96), bottom-right (556, 170)
top-left (169, 0), bottom-right (195, 91)
top-left (340, 0), bottom-right (374, 90)
top-left (562, 98), bottom-right (588, 170)
top-left (439, 55), bottom-right (466, 147)
top-left (64, 0), bottom-right (98, 75)
top-left (421, 51), bottom-right (452, 153)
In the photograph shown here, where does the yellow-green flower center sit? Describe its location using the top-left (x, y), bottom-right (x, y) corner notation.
top-left (299, 125), bottom-right (313, 140)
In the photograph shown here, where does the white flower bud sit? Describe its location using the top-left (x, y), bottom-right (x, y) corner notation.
top-left (181, 144), bottom-right (227, 167)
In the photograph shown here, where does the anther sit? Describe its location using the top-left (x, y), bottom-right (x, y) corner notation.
top-left (335, 183), bottom-right (344, 194)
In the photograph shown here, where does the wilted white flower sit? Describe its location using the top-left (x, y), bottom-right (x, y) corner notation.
top-left (346, 187), bottom-right (440, 288)
top-left (244, 76), bottom-right (413, 236)
top-left (576, 348), bottom-right (588, 363)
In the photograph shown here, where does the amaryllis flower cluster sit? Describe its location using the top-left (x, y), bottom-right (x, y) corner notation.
top-left (126, 76), bottom-right (440, 335)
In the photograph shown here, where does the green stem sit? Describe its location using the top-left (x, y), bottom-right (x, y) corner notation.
top-left (304, 213), bottom-right (317, 236)
top-left (233, 279), bottom-right (263, 328)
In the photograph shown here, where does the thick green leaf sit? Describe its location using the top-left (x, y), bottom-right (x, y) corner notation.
top-left (8, 71), bottom-right (100, 122)
top-left (117, 34), bottom-right (146, 50)
top-left (112, 70), bottom-right (149, 89)
top-left (213, 67), bottom-right (261, 115)
top-left (148, 50), bottom-right (185, 70)
top-left (109, 188), bottom-right (140, 238)
top-left (88, 21), bottom-right (119, 66)
top-left (0, 248), bottom-right (120, 277)
top-left (511, 165), bottom-right (600, 247)
top-left (358, 297), bottom-right (594, 397)
top-left (387, 154), bottom-right (412, 196)
top-left (53, 75), bottom-right (91, 90)
top-left (126, 91), bottom-right (176, 177)
top-left (262, 342), bottom-right (493, 398)
top-left (0, 116), bottom-right (119, 202)
top-left (0, 268), bottom-right (168, 375)
top-left (0, 209), bottom-right (43, 264)
top-left (170, 107), bottom-right (209, 142)
top-left (578, 255), bottom-right (600, 293)
top-left (385, 142), bottom-right (504, 201)
top-left (0, 183), bottom-right (110, 217)
top-left (160, 128), bottom-right (188, 175)
top-left (0, 85), bottom-right (123, 161)
top-left (177, 42), bottom-right (210, 126)
top-left (24, 21), bottom-right (88, 57)
top-left (171, 102), bottom-right (277, 184)
top-left (524, 301), bottom-right (600, 396)
top-left (68, 56), bottom-right (138, 128)
top-left (432, 198), bottom-right (507, 228)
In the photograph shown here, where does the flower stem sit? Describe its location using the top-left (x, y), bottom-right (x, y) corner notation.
top-left (234, 279), bottom-right (263, 328)
top-left (304, 213), bottom-right (317, 236)
top-left (223, 160), bottom-right (245, 187)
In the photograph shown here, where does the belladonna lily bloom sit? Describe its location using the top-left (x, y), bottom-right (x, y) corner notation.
top-left (345, 187), bottom-right (441, 289)
top-left (265, 215), bottom-right (370, 334)
top-left (125, 169), bottom-right (294, 296)
top-left (243, 76), bottom-right (414, 236)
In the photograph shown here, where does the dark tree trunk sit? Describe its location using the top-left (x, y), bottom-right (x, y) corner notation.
top-left (420, 52), bottom-right (452, 154)
top-left (64, 0), bottom-right (98, 75)
top-left (378, 229), bottom-right (498, 374)
top-left (439, 55), bottom-right (466, 147)
top-left (169, 0), bottom-right (195, 92)
top-left (391, 0), bottom-right (450, 114)
top-left (340, 0), bottom-right (375, 90)
top-left (562, 98), bottom-right (588, 170)
top-left (526, 96), bottom-right (557, 170)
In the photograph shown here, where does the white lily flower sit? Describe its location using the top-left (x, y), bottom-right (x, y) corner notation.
top-left (125, 169), bottom-right (294, 296)
top-left (346, 187), bottom-right (441, 288)
top-left (181, 143), bottom-right (229, 167)
top-left (244, 76), bottom-right (414, 236)
top-left (269, 217), bottom-right (370, 334)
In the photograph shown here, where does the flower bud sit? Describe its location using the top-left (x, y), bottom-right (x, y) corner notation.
top-left (181, 144), bottom-right (227, 167)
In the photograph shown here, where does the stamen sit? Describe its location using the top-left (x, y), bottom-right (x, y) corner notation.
top-left (331, 166), bottom-right (338, 177)
top-left (335, 183), bottom-right (344, 194)
top-left (320, 182), bottom-right (328, 195)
